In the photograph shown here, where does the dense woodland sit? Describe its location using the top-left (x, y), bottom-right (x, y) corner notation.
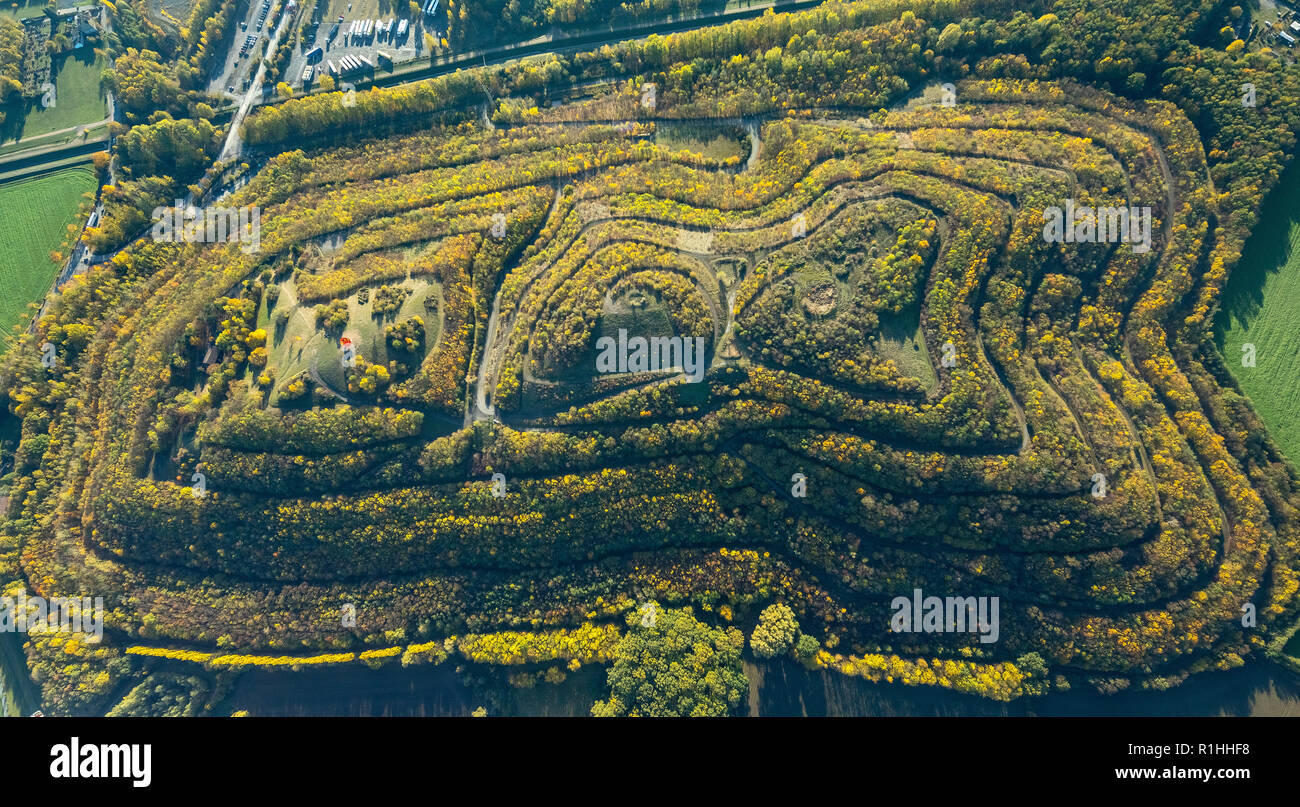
top-left (0, 17), bottom-right (22, 115)
top-left (3, 0), bottom-right (1300, 716)
top-left (438, 0), bottom-right (708, 52)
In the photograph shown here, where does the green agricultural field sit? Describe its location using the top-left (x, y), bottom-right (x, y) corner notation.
top-left (1216, 161), bottom-right (1300, 467)
top-left (0, 47), bottom-right (107, 144)
top-left (0, 166), bottom-right (96, 337)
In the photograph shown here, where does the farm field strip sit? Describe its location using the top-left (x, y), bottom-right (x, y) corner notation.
top-left (0, 166), bottom-right (96, 336)
top-left (1217, 164), bottom-right (1300, 466)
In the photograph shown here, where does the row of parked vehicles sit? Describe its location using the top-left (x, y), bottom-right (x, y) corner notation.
top-left (329, 53), bottom-right (375, 76)
top-left (343, 17), bottom-right (408, 45)
top-left (238, 0), bottom-right (272, 58)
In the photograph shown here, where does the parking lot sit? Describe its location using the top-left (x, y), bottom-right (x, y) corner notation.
top-left (207, 0), bottom-right (283, 97)
top-left (239, 0), bottom-right (274, 62)
top-left (285, 6), bottom-right (426, 91)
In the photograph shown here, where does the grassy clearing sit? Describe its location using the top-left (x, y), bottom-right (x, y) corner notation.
top-left (1215, 160), bottom-right (1300, 466)
top-left (325, 0), bottom-right (385, 25)
top-left (0, 0), bottom-right (49, 19)
top-left (150, 0), bottom-right (196, 24)
top-left (0, 47), bottom-right (107, 144)
top-left (655, 121), bottom-right (748, 162)
top-left (0, 120), bottom-right (107, 156)
top-left (0, 166), bottom-right (96, 337)
top-left (262, 276), bottom-right (439, 403)
top-left (876, 305), bottom-right (935, 392)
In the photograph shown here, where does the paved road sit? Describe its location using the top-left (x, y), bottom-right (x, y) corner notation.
top-left (1, 116), bottom-right (109, 151)
top-left (221, 8), bottom-right (293, 163)
top-left (209, 0), bottom-right (280, 99)
top-left (309, 352), bottom-right (350, 402)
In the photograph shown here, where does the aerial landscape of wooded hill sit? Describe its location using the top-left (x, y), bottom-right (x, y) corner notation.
top-left (2, 0), bottom-right (1300, 718)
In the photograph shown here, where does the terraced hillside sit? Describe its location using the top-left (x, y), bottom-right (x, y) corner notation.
top-left (4, 0), bottom-right (1300, 715)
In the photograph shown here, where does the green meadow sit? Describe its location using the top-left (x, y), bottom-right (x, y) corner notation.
top-left (0, 0), bottom-right (48, 20)
top-left (1216, 160), bottom-right (1300, 467)
top-left (0, 47), bottom-right (108, 144)
top-left (0, 166), bottom-right (96, 337)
